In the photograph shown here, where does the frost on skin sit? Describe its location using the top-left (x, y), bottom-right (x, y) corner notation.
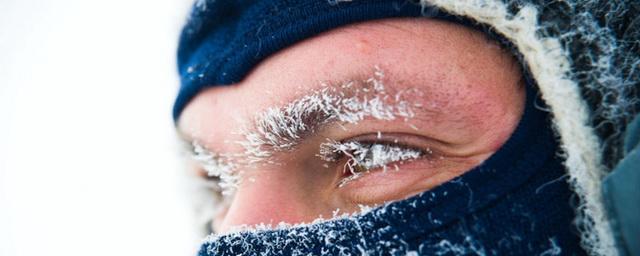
top-left (190, 67), bottom-right (421, 195)
top-left (191, 141), bottom-right (239, 195)
top-left (239, 67), bottom-right (419, 164)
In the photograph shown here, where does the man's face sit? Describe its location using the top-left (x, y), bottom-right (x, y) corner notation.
top-left (178, 18), bottom-right (525, 233)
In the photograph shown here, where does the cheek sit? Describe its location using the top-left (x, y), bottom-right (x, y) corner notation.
top-left (220, 171), bottom-right (319, 228)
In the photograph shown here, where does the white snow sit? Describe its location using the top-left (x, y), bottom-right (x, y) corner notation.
top-left (318, 140), bottom-right (424, 186)
top-left (193, 68), bottom-right (423, 194)
top-left (238, 67), bottom-right (419, 163)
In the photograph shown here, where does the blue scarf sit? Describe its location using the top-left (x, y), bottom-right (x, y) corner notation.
top-left (197, 85), bottom-right (586, 255)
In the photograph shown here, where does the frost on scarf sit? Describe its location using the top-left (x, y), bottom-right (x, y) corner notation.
top-left (530, 1), bottom-right (640, 167)
top-left (199, 176), bottom-right (570, 256)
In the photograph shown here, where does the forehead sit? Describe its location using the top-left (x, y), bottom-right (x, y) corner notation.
top-left (178, 18), bottom-right (522, 152)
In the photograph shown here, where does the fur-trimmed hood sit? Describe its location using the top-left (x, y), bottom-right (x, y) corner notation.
top-left (424, 1), bottom-right (639, 255)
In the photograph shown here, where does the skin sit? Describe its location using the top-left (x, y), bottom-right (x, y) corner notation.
top-left (179, 18), bottom-right (526, 233)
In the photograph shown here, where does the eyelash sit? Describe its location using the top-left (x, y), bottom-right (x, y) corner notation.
top-left (319, 140), bottom-right (432, 187)
top-left (193, 137), bottom-right (435, 191)
top-left (189, 141), bottom-right (240, 195)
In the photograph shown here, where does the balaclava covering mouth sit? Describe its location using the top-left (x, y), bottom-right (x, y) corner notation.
top-left (174, 1), bottom-right (640, 255)
top-left (197, 82), bottom-right (586, 255)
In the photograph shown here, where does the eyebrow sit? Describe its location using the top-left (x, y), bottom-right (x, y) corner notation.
top-left (238, 71), bottom-right (419, 164)
top-left (180, 69), bottom-right (422, 194)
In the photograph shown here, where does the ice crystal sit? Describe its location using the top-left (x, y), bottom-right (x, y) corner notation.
top-left (239, 67), bottom-right (419, 163)
top-left (191, 141), bottom-right (239, 195)
top-left (319, 139), bottom-right (425, 187)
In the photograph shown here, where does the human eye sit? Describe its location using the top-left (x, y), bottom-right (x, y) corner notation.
top-left (319, 133), bottom-right (445, 204)
top-left (320, 139), bottom-right (428, 185)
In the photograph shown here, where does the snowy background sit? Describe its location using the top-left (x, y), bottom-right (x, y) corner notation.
top-left (0, 0), bottom-right (199, 255)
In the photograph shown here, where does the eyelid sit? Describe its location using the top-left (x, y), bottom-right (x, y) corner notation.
top-left (323, 133), bottom-right (442, 187)
top-left (342, 132), bottom-right (444, 158)
top-left (339, 141), bottom-right (425, 169)
top-left (332, 147), bottom-right (444, 204)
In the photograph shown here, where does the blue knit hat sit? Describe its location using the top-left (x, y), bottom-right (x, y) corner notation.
top-left (173, 0), bottom-right (486, 121)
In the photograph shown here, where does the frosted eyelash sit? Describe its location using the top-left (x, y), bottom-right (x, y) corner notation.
top-left (238, 66), bottom-right (421, 164)
top-left (319, 139), bottom-right (427, 186)
top-left (191, 141), bottom-right (240, 195)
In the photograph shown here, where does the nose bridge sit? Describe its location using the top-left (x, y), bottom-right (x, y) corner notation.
top-left (218, 168), bottom-right (325, 232)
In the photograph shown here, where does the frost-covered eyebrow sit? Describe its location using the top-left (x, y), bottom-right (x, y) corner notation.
top-left (183, 69), bottom-right (420, 195)
top-left (238, 71), bottom-right (418, 164)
